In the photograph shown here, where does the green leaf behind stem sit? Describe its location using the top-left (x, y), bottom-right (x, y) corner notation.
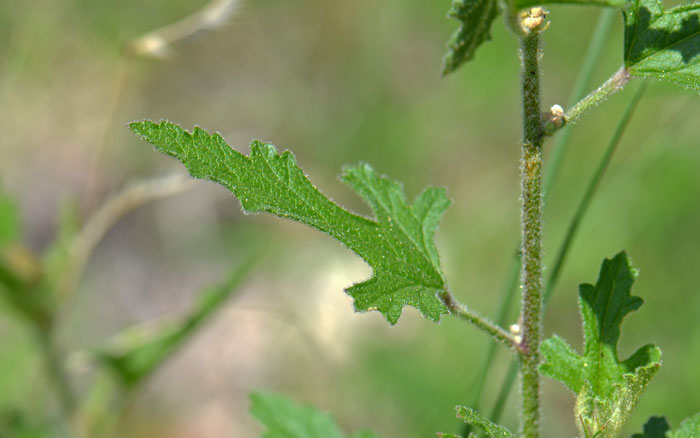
top-left (130, 121), bottom-right (451, 325)
top-left (632, 416), bottom-right (671, 438)
top-left (540, 252), bottom-right (662, 438)
top-left (442, 0), bottom-right (500, 75)
top-left (624, 0), bottom-right (700, 92)
top-left (250, 391), bottom-right (377, 438)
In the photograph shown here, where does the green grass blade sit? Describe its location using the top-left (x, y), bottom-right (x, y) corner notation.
top-left (95, 255), bottom-right (256, 389)
top-left (543, 8), bottom-right (617, 196)
top-left (545, 82), bottom-right (647, 303)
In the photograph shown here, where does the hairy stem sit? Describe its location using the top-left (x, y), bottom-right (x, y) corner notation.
top-left (566, 66), bottom-right (631, 125)
top-left (519, 30), bottom-right (544, 438)
top-left (440, 291), bottom-right (520, 350)
top-left (461, 11), bottom-right (616, 430)
top-left (489, 82), bottom-right (648, 426)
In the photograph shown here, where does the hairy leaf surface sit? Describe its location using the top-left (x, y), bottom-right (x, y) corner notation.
top-left (624, 0), bottom-right (700, 92)
top-left (540, 252), bottom-right (661, 438)
top-left (250, 391), bottom-right (377, 438)
top-left (130, 121), bottom-right (451, 325)
top-left (442, 0), bottom-right (500, 75)
top-left (668, 413), bottom-right (700, 438)
top-left (450, 406), bottom-right (515, 438)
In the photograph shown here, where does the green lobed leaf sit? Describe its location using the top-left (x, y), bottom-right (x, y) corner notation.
top-left (668, 413), bottom-right (700, 438)
top-left (95, 258), bottom-right (253, 388)
top-left (632, 416), bottom-right (670, 438)
top-left (624, 0), bottom-right (700, 92)
top-left (130, 120), bottom-right (451, 325)
top-left (250, 391), bottom-right (377, 438)
top-left (540, 251), bottom-right (662, 438)
top-left (442, 0), bottom-right (500, 75)
top-left (451, 406), bottom-right (515, 438)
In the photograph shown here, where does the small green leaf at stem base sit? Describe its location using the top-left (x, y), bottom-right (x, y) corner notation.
top-left (540, 251), bottom-right (662, 438)
top-left (130, 120), bottom-right (452, 325)
top-left (624, 0), bottom-right (700, 92)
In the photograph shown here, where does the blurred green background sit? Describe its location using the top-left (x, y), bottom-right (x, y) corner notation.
top-left (0, 0), bottom-right (698, 437)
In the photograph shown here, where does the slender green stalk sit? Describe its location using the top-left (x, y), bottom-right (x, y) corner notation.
top-left (489, 84), bottom-right (647, 425)
top-left (566, 66), bottom-right (631, 125)
top-left (36, 329), bottom-right (77, 422)
top-left (518, 29), bottom-right (545, 438)
top-left (545, 83), bottom-right (647, 302)
top-left (544, 8), bottom-right (617, 195)
top-left (461, 251), bottom-right (520, 437)
top-left (466, 251), bottom-right (520, 406)
top-left (490, 360), bottom-right (519, 422)
top-left (440, 291), bottom-right (520, 349)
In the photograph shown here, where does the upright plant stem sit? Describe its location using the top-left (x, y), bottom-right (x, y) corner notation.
top-left (461, 12), bottom-right (615, 429)
top-left (490, 83), bottom-right (647, 426)
top-left (36, 329), bottom-right (76, 422)
top-left (519, 30), bottom-right (545, 438)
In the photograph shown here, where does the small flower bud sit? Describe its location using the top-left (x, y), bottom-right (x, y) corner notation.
top-left (510, 323), bottom-right (523, 344)
top-left (520, 7), bottom-right (550, 34)
top-left (543, 104), bottom-right (566, 135)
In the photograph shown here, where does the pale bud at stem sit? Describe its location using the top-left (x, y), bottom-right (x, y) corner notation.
top-left (543, 104), bottom-right (567, 135)
top-left (520, 7), bottom-right (550, 34)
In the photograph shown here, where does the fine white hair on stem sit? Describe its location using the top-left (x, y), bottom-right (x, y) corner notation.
top-left (126, 0), bottom-right (244, 59)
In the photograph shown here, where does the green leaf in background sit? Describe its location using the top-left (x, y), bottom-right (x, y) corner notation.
top-left (94, 257), bottom-right (254, 388)
top-left (130, 121), bottom-right (451, 325)
top-left (624, 0), bottom-right (700, 92)
top-left (0, 189), bottom-right (20, 248)
top-left (514, 0), bottom-right (626, 9)
top-left (250, 391), bottom-right (377, 438)
top-left (449, 406), bottom-right (514, 438)
top-left (632, 416), bottom-right (670, 438)
top-left (0, 190), bottom-right (24, 294)
top-left (442, 0), bottom-right (500, 75)
top-left (540, 251), bottom-right (662, 438)
top-left (668, 413), bottom-right (700, 438)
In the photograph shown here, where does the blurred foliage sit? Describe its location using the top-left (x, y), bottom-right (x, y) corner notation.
top-left (0, 0), bottom-right (698, 437)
